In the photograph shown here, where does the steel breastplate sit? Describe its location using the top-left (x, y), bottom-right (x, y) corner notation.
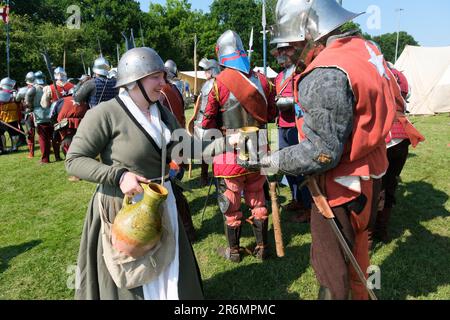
top-left (222, 73), bottom-right (265, 129)
top-left (33, 86), bottom-right (44, 109)
top-left (195, 79), bottom-right (214, 125)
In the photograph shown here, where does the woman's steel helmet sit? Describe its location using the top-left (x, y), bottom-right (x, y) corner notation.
top-left (115, 47), bottom-right (166, 88)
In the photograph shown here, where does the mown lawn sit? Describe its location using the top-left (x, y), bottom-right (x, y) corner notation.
top-left (0, 112), bottom-right (449, 300)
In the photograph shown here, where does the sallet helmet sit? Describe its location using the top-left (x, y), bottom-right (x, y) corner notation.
top-left (93, 56), bottom-right (111, 77)
top-left (215, 30), bottom-right (250, 74)
top-left (270, 0), bottom-right (363, 44)
top-left (115, 47), bottom-right (166, 88)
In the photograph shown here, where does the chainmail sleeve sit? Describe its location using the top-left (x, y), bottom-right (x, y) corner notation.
top-left (73, 79), bottom-right (96, 104)
top-left (270, 68), bottom-right (354, 176)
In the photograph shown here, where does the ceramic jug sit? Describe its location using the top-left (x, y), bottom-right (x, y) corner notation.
top-left (112, 183), bottom-right (168, 258)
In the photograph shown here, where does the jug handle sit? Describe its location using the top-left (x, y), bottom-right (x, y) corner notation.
top-left (122, 183), bottom-right (149, 207)
top-left (122, 195), bottom-right (132, 208)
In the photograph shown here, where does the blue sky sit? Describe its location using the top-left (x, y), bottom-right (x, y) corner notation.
top-left (139, 0), bottom-right (450, 47)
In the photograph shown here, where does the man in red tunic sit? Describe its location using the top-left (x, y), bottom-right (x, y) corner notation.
top-left (240, 0), bottom-right (400, 299)
top-left (41, 67), bottom-right (74, 161)
top-left (202, 30), bottom-right (276, 262)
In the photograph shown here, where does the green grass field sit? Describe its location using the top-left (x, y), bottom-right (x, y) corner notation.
top-left (0, 112), bottom-right (449, 300)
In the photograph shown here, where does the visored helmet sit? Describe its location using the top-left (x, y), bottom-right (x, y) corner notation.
top-left (270, 0), bottom-right (363, 44)
top-left (215, 30), bottom-right (250, 74)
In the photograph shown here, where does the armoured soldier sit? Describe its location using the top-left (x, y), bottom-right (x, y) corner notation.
top-left (73, 57), bottom-right (119, 108)
top-left (18, 71), bottom-right (39, 158)
top-left (29, 71), bottom-right (62, 164)
top-left (160, 60), bottom-right (186, 128)
top-left (272, 43), bottom-right (312, 222)
top-left (42, 67), bottom-right (74, 107)
top-left (164, 59), bottom-right (185, 96)
top-left (202, 30), bottom-right (276, 262)
top-left (187, 58), bottom-right (221, 186)
top-left (238, 0), bottom-right (404, 299)
top-left (0, 77), bottom-right (21, 153)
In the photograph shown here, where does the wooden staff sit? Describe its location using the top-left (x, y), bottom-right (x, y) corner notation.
top-left (189, 34), bottom-right (199, 179)
top-left (269, 182), bottom-right (285, 258)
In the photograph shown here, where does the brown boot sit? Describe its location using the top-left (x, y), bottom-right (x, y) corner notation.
top-left (374, 208), bottom-right (392, 243)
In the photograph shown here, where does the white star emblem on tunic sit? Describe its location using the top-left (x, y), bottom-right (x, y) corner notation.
top-left (366, 43), bottom-right (390, 80)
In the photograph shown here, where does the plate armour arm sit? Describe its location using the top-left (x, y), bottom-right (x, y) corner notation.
top-left (73, 79), bottom-right (96, 104)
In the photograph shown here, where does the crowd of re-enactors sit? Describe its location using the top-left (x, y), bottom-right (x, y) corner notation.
top-left (0, 0), bottom-right (426, 301)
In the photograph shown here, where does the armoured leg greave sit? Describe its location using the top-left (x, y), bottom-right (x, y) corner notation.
top-left (224, 225), bottom-right (241, 263)
top-left (252, 218), bottom-right (269, 260)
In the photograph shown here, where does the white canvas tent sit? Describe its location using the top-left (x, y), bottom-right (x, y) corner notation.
top-left (178, 71), bottom-right (208, 95)
top-left (395, 45), bottom-right (450, 115)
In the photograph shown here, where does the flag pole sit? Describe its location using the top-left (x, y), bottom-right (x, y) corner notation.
top-left (63, 49), bottom-right (66, 70)
top-left (194, 34), bottom-right (198, 96)
top-left (6, 0), bottom-right (10, 78)
top-left (261, 0), bottom-right (267, 76)
top-left (189, 34), bottom-right (198, 179)
top-left (116, 44), bottom-right (120, 66)
top-left (139, 20), bottom-right (145, 47)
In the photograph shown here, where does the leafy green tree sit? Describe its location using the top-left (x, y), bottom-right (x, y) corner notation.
top-left (0, 0), bottom-right (420, 85)
top-left (372, 32), bottom-right (419, 63)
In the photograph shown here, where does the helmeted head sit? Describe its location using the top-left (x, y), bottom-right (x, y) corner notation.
top-left (199, 58), bottom-right (221, 79)
top-left (25, 72), bottom-right (35, 85)
top-left (54, 67), bottom-right (67, 82)
top-left (215, 30), bottom-right (250, 74)
top-left (0, 77), bottom-right (16, 92)
top-left (34, 71), bottom-right (46, 85)
top-left (164, 60), bottom-right (178, 80)
top-left (108, 68), bottom-right (118, 79)
top-left (93, 56), bottom-right (111, 77)
top-left (270, 0), bottom-right (363, 45)
top-left (116, 47), bottom-right (166, 88)
top-left (271, 42), bottom-right (295, 67)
